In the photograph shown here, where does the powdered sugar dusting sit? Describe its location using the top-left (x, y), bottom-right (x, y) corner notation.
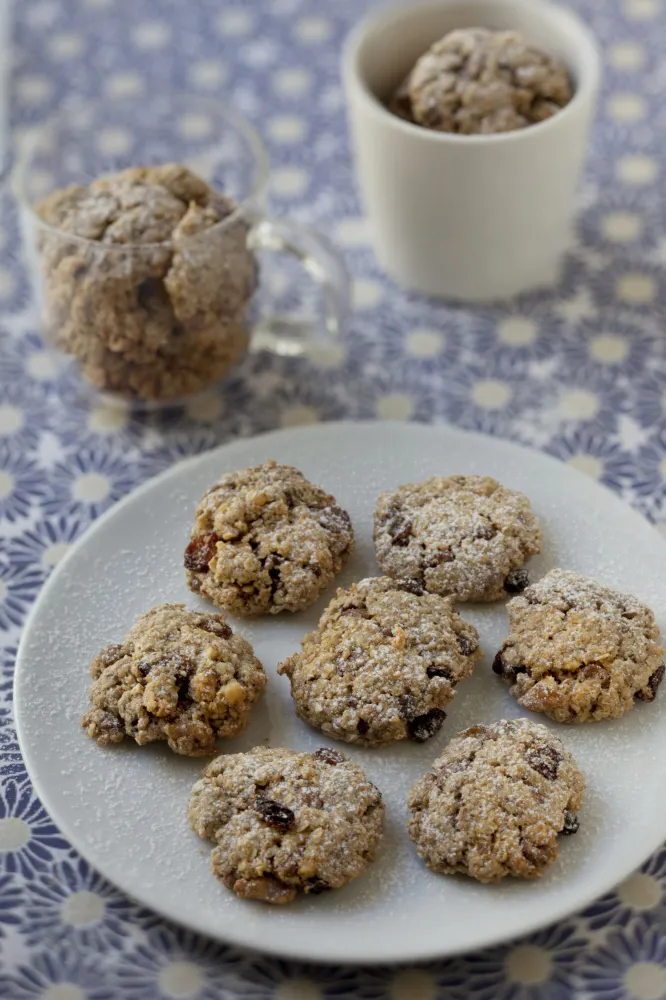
top-left (279, 575), bottom-right (480, 746)
top-left (499, 568), bottom-right (664, 723)
top-left (186, 460), bottom-right (354, 615)
top-left (408, 718), bottom-right (585, 882)
top-left (81, 603), bottom-right (267, 755)
top-left (374, 474), bottom-right (541, 601)
top-left (188, 746), bottom-right (383, 903)
top-left (13, 422), bottom-right (666, 963)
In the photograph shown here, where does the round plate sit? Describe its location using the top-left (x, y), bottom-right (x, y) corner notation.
top-left (14, 421), bottom-right (666, 964)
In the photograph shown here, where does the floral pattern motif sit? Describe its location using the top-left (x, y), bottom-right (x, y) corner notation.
top-left (0, 647), bottom-right (16, 703)
top-left (2, 0), bottom-right (666, 994)
top-left (0, 707), bottom-right (25, 785)
top-left (0, 874), bottom-right (23, 940)
top-left (584, 847), bottom-right (666, 932)
top-left (579, 922), bottom-right (666, 1000)
top-left (6, 515), bottom-right (87, 573)
top-left (0, 446), bottom-right (49, 523)
top-left (0, 553), bottom-right (45, 631)
top-left (21, 858), bottom-right (152, 951)
top-left (0, 945), bottom-right (117, 999)
top-left (115, 927), bottom-right (246, 1000)
top-left (452, 924), bottom-right (588, 1000)
top-left (42, 444), bottom-right (139, 519)
top-left (0, 781), bottom-right (72, 879)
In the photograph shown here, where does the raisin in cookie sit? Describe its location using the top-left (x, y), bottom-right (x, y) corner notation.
top-left (185, 461), bottom-right (354, 616)
top-left (408, 719), bottom-right (584, 883)
top-left (278, 576), bottom-right (480, 747)
top-left (81, 604), bottom-right (266, 755)
top-left (406, 29), bottom-right (572, 135)
top-left (493, 569), bottom-right (665, 724)
top-left (188, 746), bottom-right (384, 904)
top-left (374, 474), bottom-right (541, 602)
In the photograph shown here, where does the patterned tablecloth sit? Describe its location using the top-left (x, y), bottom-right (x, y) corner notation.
top-left (2, 0), bottom-right (666, 996)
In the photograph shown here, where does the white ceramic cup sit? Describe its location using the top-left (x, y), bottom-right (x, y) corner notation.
top-left (342, 0), bottom-right (602, 302)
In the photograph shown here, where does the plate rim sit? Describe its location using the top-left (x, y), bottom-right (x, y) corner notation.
top-left (13, 419), bottom-right (666, 964)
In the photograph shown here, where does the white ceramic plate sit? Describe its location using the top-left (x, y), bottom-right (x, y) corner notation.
top-left (15, 421), bottom-right (666, 964)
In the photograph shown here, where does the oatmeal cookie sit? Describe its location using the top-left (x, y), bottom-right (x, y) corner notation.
top-left (278, 576), bottom-right (481, 746)
top-left (36, 163), bottom-right (257, 401)
top-left (188, 746), bottom-right (384, 904)
top-left (408, 719), bottom-right (584, 882)
top-left (405, 28), bottom-right (573, 134)
top-left (493, 569), bottom-right (665, 723)
top-left (374, 474), bottom-right (541, 602)
top-left (57, 314), bottom-right (249, 401)
top-left (185, 461), bottom-right (354, 616)
top-left (81, 604), bottom-right (266, 755)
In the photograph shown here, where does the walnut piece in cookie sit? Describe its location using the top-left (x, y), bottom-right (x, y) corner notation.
top-left (374, 474), bottom-right (541, 602)
top-left (278, 576), bottom-right (481, 747)
top-left (493, 568), bottom-right (665, 723)
top-left (188, 746), bottom-right (384, 904)
top-left (81, 604), bottom-right (266, 755)
top-left (36, 163), bottom-right (257, 401)
top-left (399, 28), bottom-right (573, 134)
top-left (408, 719), bottom-right (585, 882)
top-left (184, 461), bottom-right (354, 616)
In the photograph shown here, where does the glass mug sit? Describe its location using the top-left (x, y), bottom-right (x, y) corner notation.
top-left (13, 94), bottom-right (349, 405)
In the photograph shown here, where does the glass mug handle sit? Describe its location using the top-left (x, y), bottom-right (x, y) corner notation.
top-left (246, 216), bottom-right (350, 356)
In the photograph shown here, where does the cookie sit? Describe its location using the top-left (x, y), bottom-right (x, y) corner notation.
top-left (36, 163), bottom-right (257, 401)
top-left (188, 746), bottom-right (384, 904)
top-left (185, 461), bottom-right (354, 616)
top-left (408, 719), bottom-right (584, 882)
top-left (62, 319), bottom-right (248, 401)
top-left (81, 604), bottom-right (266, 755)
top-left (493, 568), bottom-right (665, 723)
top-left (407, 29), bottom-right (573, 135)
top-left (374, 474), bottom-right (541, 602)
top-left (278, 576), bottom-right (480, 747)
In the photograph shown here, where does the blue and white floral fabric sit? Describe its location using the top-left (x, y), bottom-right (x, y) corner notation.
top-left (2, 0), bottom-right (666, 996)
